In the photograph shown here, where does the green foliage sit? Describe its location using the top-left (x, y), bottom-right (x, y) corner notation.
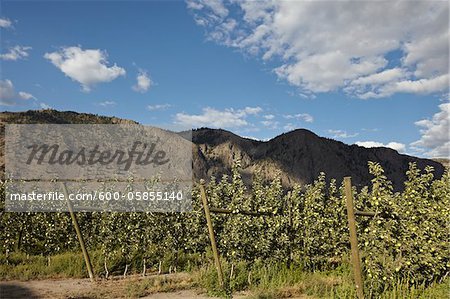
top-left (359, 163), bottom-right (450, 293)
top-left (1, 160), bottom-right (448, 296)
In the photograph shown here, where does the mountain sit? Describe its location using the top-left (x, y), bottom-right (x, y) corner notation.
top-left (192, 128), bottom-right (445, 190)
top-left (1, 109), bottom-right (445, 190)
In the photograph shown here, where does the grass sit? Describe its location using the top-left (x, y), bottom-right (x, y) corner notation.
top-left (375, 280), bottom-right (450, 299)
top-left (0, 250), bottom-right (203, 280)
top-left (1, 252), bottom-right (449, 298)
top-left (197, 260), bottom-right (356, 298)
top-left (124, 274), bottom-right (195, 298)
top-left (197, 259), bottom-right (449, 298)
top-left (0, 251), bottom-right (89, 280)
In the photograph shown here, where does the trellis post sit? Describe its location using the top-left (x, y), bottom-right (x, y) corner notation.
top-left (61, 183), bottom-right (95, 282)
top-left (344, 177), bottom-right (364, 299)
top-left (199, 180), bottom-right (225, 288)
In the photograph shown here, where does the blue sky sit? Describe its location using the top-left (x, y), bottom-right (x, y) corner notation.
top-left (1, 1), bottom-right (449, 158)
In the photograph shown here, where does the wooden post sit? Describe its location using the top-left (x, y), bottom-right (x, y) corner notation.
top-left (287, 191), bottom-right (293, 267)
top-left (344, 177), bottom-right (364, 299)
top-left (199, 180), bottom-right (224, 288)
top-left (61, 183), bottom-right (95, 282)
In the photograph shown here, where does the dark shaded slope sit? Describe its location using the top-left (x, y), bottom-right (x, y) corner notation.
top-left (192, 128), bottom-right (445, 191)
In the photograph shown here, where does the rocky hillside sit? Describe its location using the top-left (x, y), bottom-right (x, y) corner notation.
top-left (0, 109), bottom-right (137, 125)
top-left (192, 128), bottom-right (445, 191)
top-left (1, 109), bottom-right (445, 190)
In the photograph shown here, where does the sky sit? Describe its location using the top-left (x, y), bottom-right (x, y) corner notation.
top-left (0, 0), bottom-right (449, 158)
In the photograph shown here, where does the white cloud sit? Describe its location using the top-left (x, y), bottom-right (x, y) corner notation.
top-left (97, 100), bottom-right (116, 107)
top-left (386, 142), bottom-right (407, 153)
top-left (40, 102), bottom-right (52, 109)
top-left (44, 46), bottom-right (126, 92)
top-left (356, 141), bottom-right (406, 153)
top-left (147, 103), bottom-right (171, 111)
top-left (385, 75), bottom-right (448, 95)
top-left (0, 79), bottom-right (35, 106)
top-left (361, 128), bottom-right (379, 132)
top-left (0, 80), bottom-right (15, 100)
top-left (283, 123), bottom-right (296, 131)
top-left (411, 102), bottom-right (449, 158)
top-left (187, 0), bottom-right (229, 25)
top-left (190, 1), bottom-right (449, 99)
top-left (284, 113), bottom-right (314, 123)
top-left (356, 73), bottom-right (449, 99)
top-left (350, 68), bottom-right (406, 86)
top-left (328, 129), bottom-right (358, 139)
top-left (132, 70), bottom-right (152, 93)
top-left (261, 120), bottom-right (279, 129)
top-left (0, 18), bottom-right (12, 28)
top-left (242, 106), bottom-right (262, 115)
top-left (186, 1), bottom-right (204, 11)
top-left (263, 114), bottom-right (275, 120)
top-left (175, 106), bottom-right (262, 128)
top-left (0, 46), bottom-right (32, 61)
top-left (18, 91), bottom-right (34, 100)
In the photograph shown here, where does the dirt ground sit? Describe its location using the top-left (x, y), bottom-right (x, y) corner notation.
top-left (1, 274), bottom-right (203, 299)
top-left (0, 274), bottom-right (253, 299)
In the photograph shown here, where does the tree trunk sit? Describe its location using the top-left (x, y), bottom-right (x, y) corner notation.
top-left (230, 263), bottom-right (234, 280)
top-left (123, 264), bottom-right (128, 278)
top-left (142, 258), bottom-right (146, 277)
top-left (104, 258), bottom-right (109, 279)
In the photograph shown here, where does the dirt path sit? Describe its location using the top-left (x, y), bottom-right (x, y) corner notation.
top-left (0, 273), bottom-right (226, 299)
top-left (0, 274), bottom-right (313, 299)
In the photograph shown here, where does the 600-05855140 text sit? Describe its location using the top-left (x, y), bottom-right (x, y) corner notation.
top-left (9, 191), bottom-right (185, 201)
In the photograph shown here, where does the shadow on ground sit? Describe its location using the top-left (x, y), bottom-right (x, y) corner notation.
top-left (0, 283), bottom-right (39, 299)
